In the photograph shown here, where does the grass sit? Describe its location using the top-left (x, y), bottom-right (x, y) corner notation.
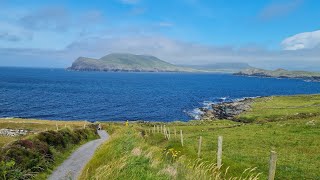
top-left (81, 94), bottom-right (320, 180)
top-left (0, 137), bottom-right (18, 148)
top-left (79, 127), bottom-right (172, 180)
top-left (237, 94), bottom-right (320, 122)
top-left (0, 118), bottom-right (89, 148)
top-left (0, 119), bottom-right (99, 179)
top-left (1, 94), bottom-right (320, 179)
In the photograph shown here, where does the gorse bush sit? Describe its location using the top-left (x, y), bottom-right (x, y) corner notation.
top-left (0, 125), bottom-right (98, 180)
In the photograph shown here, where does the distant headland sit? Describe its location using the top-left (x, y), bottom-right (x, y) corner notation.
top-left (234, 68), bottom-right (320, 82)
top-left (67, 53), bottom-right (197, 72)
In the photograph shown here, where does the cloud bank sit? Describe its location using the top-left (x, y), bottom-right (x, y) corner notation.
top-left (1, 34), bottom-right (320, 71)
top-left (282, 30), bottom-right (320, 50)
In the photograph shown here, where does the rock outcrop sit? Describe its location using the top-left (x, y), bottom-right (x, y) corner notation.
top-left (200, 98), bottom-right (254, 120)
top-left (0, 129), bottom-right (29, 136)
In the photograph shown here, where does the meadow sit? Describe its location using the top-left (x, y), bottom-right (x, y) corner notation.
top-left (81, 95), bottom-right (320, 180)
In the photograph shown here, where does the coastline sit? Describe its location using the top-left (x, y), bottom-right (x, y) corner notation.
top-left (234, 72), bottom-right (320, 82)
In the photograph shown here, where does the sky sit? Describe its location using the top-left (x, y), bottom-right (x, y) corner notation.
top-left (0, 0), bottom-right (320, 70)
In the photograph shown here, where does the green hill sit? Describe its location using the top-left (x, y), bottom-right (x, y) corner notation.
top-left (234, 68), bottom-right (320, 81)
top-left (68, 53), bottom-right (197, 72)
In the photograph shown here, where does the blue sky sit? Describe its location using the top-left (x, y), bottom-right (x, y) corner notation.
top-left (1, 0), bottom-right (320, 70)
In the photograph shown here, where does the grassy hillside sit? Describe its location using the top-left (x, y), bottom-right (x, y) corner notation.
top-left (235, 68), bottom-right (320, 81)
top-left (238, 94), bottom-right (320, 122)
top-left (81, 95), bottom-right (320, 180)
top-left (69, 53), bottom-right (198, 72)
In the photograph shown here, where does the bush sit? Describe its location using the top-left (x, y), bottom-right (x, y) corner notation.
top-left (0, 126), bottom-right (98, 179)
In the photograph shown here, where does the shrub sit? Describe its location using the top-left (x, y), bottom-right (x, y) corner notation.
top-left (0, 126), bottom-right (98, 179)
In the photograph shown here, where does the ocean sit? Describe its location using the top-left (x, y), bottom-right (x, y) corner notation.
top-left (1, 67), bottom-right (320, 122)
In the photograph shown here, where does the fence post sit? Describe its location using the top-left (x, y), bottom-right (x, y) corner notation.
top-left (157, 125), bottom-right (159, 133)
top-left (174, 128), bottom-right (177, 138)
top-left (198, 136), bottom-right (202, 158)
top-left (161, 125), bottom-right (163, 133)
top-left (167, 128), bottom-right (171, 140)
top-left (56, 122), bottom-right (59, 130)
top-left (153, 125), bottom-right (156, 133)
top-left (217, 136), bottom-right (223, 169)
top-left (180, 130), bottom-right (184, 146)
top-left (268, 151), bottom-right (277, 180)
top-left (163, 125), bottom-right (166, 134)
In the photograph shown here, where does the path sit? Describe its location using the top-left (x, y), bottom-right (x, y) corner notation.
top-left (48, 130), bottom-right (109, 180)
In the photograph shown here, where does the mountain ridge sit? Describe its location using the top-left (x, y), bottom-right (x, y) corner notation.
top-left (68, 53), bottom-right (198, 72)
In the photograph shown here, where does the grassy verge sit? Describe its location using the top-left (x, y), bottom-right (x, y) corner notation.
top-left (0, 124), bottom-right (99, 179)
top-left (79, 127), bottom-right (171, 180)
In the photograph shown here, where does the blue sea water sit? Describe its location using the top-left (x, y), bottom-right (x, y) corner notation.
top-left (1, 67), bottom-right (320, 122)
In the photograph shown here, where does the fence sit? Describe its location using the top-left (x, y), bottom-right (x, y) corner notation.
top-left (148, 125), bottom-right (277, 180)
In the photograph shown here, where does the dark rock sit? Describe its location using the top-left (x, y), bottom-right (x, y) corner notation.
top-left (201, 98), bottom-right (254, 120)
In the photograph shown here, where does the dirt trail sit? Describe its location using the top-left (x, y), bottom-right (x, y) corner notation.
top-left (48, 130), bottom-right (109, 180)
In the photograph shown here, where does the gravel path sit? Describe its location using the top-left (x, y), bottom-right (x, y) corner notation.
top-left (48, 130), bottom-right (109, 180)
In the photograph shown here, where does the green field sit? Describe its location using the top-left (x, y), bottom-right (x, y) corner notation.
top-left (81, 95), bottom-right (320, 180)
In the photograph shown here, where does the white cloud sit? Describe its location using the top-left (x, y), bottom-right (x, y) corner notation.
top-left (281, 30), bottom-right (320, 50)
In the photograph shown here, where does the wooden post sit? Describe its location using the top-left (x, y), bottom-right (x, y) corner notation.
top-left (268, 151), bottom-right (277, 180)
top-left (83, 123), bottom-right (86, 129)
top-left (198, 136), bottom-right (202, 158)
top-left (163, 125), bottom-right (166, 134)
top-left (161, 125), bottom-right (163, 133)
top-left (217, 136), bottom-right (223, 169)
top-left (153, 125), bottom-right (156, 133)
top-left (167, 128), bottom-right (171, 140)
top-left (174, 128), bottom-right (177, 138)
top-left (157, 125), bottom-right (159, 133)
top-left (180, 130), bottom-right (184, 146)
top-left (56, 122), bottom-right (59, 130)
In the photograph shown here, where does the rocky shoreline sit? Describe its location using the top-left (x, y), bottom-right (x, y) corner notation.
top-left (200, 97), bottom-right (256, 120)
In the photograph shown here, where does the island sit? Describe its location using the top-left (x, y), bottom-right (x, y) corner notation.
top-left (234, 68), bottom-right (320, 82)
top-left (68, 53), bottom-right (197, 72)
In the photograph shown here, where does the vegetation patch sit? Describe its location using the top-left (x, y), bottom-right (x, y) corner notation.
top-left (0, 125), bottom-right (98, 179)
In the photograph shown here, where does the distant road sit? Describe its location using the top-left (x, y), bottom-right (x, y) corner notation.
top-left (48, 130), bottom-right (109, 180)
